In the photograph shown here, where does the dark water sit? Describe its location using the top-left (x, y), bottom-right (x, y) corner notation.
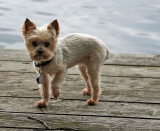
top-left (0, 0), bottom-right (160, 54)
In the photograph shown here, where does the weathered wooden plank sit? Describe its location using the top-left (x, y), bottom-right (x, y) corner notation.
top-left (0, 97), bottom-right (160, 119)
top-left (107, 53), bottom-right (160, 67)
top-left (0, 49), bottom-right (160, 130)
top-left (68, 65), bottom-right (160, 78)
top-left (0, 113), bottom-right (45, 130)
top-left (1, 49), bottom-right (160, 66)
top-left (0, 129), bottom-right (32, 131)
top-left (0, 49), bottom-right (30, 62)
top-left (0, 72), bottom-right (160, 103)
top-left (0, 61), bottom-right (33, 73)
top-left (0, 112), bottom-right (160, 130)
top-left (1, 61), bottom-right (160, 78)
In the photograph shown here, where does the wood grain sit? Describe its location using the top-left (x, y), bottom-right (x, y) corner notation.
top-left (0, 49), bottom-right (160, 130)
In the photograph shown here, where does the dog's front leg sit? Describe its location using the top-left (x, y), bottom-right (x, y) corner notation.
top-left (36, 73), bottom-right (50, 108)
top-left (51, 70), bottom-right (66, 99)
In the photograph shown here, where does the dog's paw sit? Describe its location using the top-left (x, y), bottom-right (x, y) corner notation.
top-left (82, 89), bottom-right (91, 96)
top-left (53, 90), bottom-right (60, 99)
top-left (36, 100), bottom-right (48, 108)
top-left (86, 99), bottom-right (97, 105)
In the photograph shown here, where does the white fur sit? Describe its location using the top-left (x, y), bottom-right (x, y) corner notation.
top-left (38, 33), bottom-right (109, 76)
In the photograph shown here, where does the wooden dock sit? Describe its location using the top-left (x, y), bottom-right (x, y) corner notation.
top-left (0, 49), bottom-right (160, 130)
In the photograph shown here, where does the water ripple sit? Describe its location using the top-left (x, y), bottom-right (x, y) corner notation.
top-left (35, 11), bottom-right (55, 16)
top-left (31, 0), bottom-right (48, 3)
top-left (0, 34), bottom-right (23, 43)
top-left (0, 28), bottom-right (13, 32)
top-left (81, 5), bottom-right (97, 9)
top-left (0, 0), bottom-right (159, 54)
top-left (0, 7), bottom-right (10, 11)
top-left (0, 45), bottom-right (5, 48)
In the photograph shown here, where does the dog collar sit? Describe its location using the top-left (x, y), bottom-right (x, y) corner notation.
top-left (34, 57), bottom-right (54, 67)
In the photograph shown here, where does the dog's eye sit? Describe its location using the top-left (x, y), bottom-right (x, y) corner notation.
top-left (44, 42), bottom-right (50, 47)
top-left (32, 41), bottom-right (38, 47)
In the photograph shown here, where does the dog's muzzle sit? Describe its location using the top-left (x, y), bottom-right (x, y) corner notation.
top-left (37, 47), bottom-right (43, 55)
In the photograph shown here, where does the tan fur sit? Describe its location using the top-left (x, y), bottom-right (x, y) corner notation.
top-left (22, 18), bottom-right (109, 108)
top-left (36, 73), bottom-right (50, 108)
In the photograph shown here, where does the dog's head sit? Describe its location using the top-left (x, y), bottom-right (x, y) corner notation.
top-left (22, 18), bottom-right (60, 62)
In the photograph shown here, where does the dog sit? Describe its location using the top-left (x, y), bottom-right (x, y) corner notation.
top-left (22, 18), bottom-right (109, 108)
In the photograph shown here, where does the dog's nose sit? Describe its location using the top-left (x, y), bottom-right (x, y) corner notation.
top-left (37, 47), bottom-right (43, 55)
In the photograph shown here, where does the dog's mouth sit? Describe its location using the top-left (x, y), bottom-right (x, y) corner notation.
top-left (30, 49), bottom-right (54, 62)
top-left (30, 54), bottom-right (46, 61)
top-left (35, 54), bottom-right (47, 60)
top-left (37, 54), bottom-right (43, 57)
top-left (31, 53), bottom-right (53, 62)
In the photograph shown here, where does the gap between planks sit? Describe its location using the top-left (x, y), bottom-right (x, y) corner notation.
top-left (0, 110), bottom-right (160, 121)
top-left (0, 70), bottom-right (160, 79)
top-left (0, 59), bottom-right (160, 67)
top-left (0, 96), bottom-right (160, 105)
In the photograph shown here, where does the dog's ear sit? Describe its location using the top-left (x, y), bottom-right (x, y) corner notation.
top-left (47, 19), bottom-right (60, 37)
top-left (22, 18), bottom-right (36, 35)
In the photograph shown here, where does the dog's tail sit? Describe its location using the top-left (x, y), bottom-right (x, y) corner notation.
top-left (106, 49), bottom-right (109, 60)
top-left (103, 48), bottom-right (109, 64)
top-left (104, 48), bottom-right (109, 61)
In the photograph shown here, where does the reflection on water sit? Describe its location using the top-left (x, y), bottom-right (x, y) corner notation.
top-left (0, 0), bottom-right (160, 54)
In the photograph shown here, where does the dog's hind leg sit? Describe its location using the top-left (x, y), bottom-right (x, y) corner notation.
top-left (85, 56), bottom-right (102, 105)
top-left (77, 65), bottom-right (91, 96)
top-left (87, 66), bottom-right (101, 105)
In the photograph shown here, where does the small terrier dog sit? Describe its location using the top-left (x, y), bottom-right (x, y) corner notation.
top-left (22, 18), bottom-right (109, 108)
